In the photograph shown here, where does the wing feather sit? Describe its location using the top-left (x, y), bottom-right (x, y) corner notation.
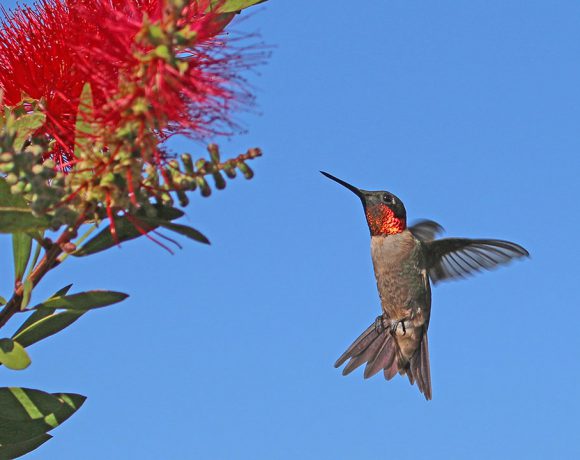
top-left (424, 238), bottom-right (529, 284)
top-left (409, 220), bottom-right (445, 242)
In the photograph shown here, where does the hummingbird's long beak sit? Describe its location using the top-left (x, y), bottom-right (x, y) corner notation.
top-left (320, 171), bottom-right (363, 199)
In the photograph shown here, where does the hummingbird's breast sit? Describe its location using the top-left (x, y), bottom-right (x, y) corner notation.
top-left (370, 230), bottom-right (430, 327)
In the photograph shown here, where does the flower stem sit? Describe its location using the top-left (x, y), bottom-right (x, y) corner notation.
top-left (0, 212), bottom-right (87, 329)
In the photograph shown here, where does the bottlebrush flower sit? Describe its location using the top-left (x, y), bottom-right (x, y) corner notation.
top-left (0, 0), bottom-right (259, 170)
top-left (0, 0), bottom-right (84, 168)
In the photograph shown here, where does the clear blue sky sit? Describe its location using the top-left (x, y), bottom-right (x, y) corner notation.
top-left (1, 1), bottom-right (580, 458)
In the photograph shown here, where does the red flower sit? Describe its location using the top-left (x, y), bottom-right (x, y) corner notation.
top-left (0, 1), bottom-right (84, 168)
top-left (0, 0), bottom-right (257, 169)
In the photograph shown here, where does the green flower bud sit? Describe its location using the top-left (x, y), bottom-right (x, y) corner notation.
top-left (213, 171), bottom-right (226, 190)
top-left (196, 176), bottom-right (211, 197)
top-left (5, 173), bottom-right (18, 185)
top-left (237, 161), bottom-right (254, 180)
top-left (10, 182), bottom-right (26, 194)
top-left (0, 162), bottom-right (15, 173)
top-left (177, 189), bottom-right (189, 207)
top-left (0, 152), bottom-right (13, 163)
top-left (181, 153), bottom-right (194, 175)
top-left (208, 144), bottom-right (220, 164)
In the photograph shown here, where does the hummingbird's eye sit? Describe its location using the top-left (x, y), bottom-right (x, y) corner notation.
top-left (383, 194), bottom-right (392, 204)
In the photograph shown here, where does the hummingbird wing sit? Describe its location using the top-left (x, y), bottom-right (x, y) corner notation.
top-left (424, 238), bottom-right (529, 284)
top-left (409, 220), bottom-right (445, 242)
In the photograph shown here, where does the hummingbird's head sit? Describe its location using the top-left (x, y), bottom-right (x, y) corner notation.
top-left (321, 171), bottom-right (407, 236)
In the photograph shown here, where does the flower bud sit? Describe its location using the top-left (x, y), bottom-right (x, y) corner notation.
top-left (223, 164), bottom-right (236, 179)
top-left (196, 176), bottom-right (211, 197)
top-left (237, 161), bottom-right (254, 180)
top-left (177, 189), bottom-right (189, 207)
top-left (208, 144), bottom-right (220, 164)
top-left (5, 173), bottom-right (18, 185)
top-left (10, 182), bottom-right (26, 194)
top-left (0, 153), bottom-right (13, 163)
top-left (0, 162), bottom-right (14, 173)
top-left (181, 153), bottom-right (194, 175)
top-left (212, 171), bottom-right (226, 190)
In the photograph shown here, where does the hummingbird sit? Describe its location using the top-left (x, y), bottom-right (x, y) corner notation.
top-left (321, 171), bottom-right (529, 400)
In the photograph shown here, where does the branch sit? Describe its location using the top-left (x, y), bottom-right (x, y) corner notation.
top-left (0, 214), bottom-right (85, 329)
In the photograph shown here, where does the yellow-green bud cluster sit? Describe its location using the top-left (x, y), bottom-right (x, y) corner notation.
top-left (0, 145), bottom-right (77, 229)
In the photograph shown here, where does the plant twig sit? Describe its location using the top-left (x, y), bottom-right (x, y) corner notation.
top-left (0, 213), bottom-right (86, 329)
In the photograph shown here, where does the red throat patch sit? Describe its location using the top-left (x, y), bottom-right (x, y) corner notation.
top-left (365, 204), bottom-right (406, 236)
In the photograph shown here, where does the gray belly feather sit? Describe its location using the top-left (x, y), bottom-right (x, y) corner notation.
top-left (370, 231), bottom-right (430, 325)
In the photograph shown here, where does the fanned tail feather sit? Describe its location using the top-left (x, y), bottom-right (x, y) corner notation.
top-left (407, 332), bottom-right (432, 400)
top-left (334, 320), bottom-right (432, 400)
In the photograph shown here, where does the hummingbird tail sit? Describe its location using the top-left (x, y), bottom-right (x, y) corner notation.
top-left (334, 321), bottom-right (433, 400)
top-left (406, 332), bottom-right (432, 400)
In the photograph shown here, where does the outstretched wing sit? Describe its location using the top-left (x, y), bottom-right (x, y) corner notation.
top-left (424, 238), bottom-right (529, 284)
top-left (409, 220), bottom-right (445, 242)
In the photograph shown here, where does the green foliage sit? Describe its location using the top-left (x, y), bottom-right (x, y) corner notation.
top-left (0, 388), bottom-right (62, 421)
top-left (13, 285), bottom-right (74, 336)
top-left (140, 218), bottom-right (210, 245)
top-left (74, 205), bottom-right (185, 255)
top-left (0, 0), bottom-right (268, 456)
top-left (21, 279), bottom-right (33, 310)
top-left (0, 106), bottom-right (46, 154)
top-left (12, 113), bottom-right (46, 153)
top-left (12, 311), bottom-right (84, 348)
top-left (0, 434), bottom-right (52, 460)
top-left (212, 0), bottom-right (267, 13)
top-left (32, 290), bottom-right (129, 311)
top-left (0, 178), bottom-right (50, 233)
top-left (0, 339), bottom-right (31, 370)
top-left (12, 233), bottom-right (32, 282)
top-left (0, 388), bottom-right (85, 457)
top-left (74, 83), bottom-right (95, 157)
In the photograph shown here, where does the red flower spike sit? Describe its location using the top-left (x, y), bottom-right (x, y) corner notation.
top-left (0, 0), bottom-right (259, 169)
top-left (0, 0), bottom-right (84, 166)
top-left (71, 0), bottom-right (253, 147)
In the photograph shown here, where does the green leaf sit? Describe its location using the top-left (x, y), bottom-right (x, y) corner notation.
top-left (0, 296), bottom-right (6, 307)
top-left (74, 216), bottom-right (156, 256)
top-left (0, 417), bottom-right (51, 445)
top-left (0, 388), bottom-right (86, 445)
top-left (141, 218), bottom-right (210, 245)
top-left (27, 238), bottom-right (42, 278)
top-left (33, 290), bottom-right (128, 311)
top-left (12, 311), bottom-right (84, 348)
top-left (74, 205), bottom-right (185, 256)
top-left (0, 433), bottom-right (52, 459)
top-left (12, 233), bottom-right (32, 282)
top-left (21, 279), bottom-right (33, 310)
top-left (13, 284), bottom-right (75, 338)
top-left (51, 284), bottom-right (74, 298)
top-left (154, 44), bottom-right (171, 61)
top-left (0, 178), bottom-right (49, 233)
top-left (12, 112), bottom-right (46, 151)
top-left (0, 388), bottom-right (62, 422)
top-left (51, 392), bottom-right (86, 425)
top-left (13, 309), bottom-right (54, 338)
top-left (74, 83), bottom-right (94, 157)
top-left (0, 339), bottom-right (31, 370)
top-left (211, 0), bottom-right (267, 13)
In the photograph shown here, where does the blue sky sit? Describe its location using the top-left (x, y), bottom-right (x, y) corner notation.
top-left (1, 0), bottom-right (580, 458)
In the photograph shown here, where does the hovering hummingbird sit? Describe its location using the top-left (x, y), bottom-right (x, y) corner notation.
top-left (321, 171), bottom-right (529, 400)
